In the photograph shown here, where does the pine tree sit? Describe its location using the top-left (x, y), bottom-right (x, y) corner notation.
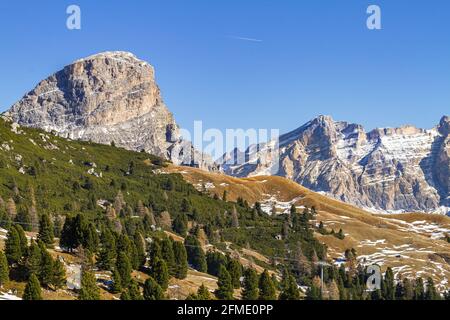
top-left (24, 240), bottom-right (42, 278)
top-left (39, 249), bottom-right (54, 288)
top-left (227, 258), bottom-right (242, 289)
top-left (5, 226), bottom-right (23, 265)
top-left (173, 241), bottom-right (188, 279)
top-left (425, 277), bottom-right (440, 300)
top-left (51, 259), bottom-right (66, 290)
top-left (133, 232), bottom-right (146, 269)
top-left (143, 276), bottom-right (164, 300)
top-left (128, 280), bottom-right (143, 300)
top-left (97, 228), bottom-right (116, 271)
top-left (279, 272), bottom-right (300, 300)
top-left (6, 198), bottom-right (17, 221)
top-left (173, 213), bottom-right (188, 236)
top-left (116, 252), bottom-right (132, 288)
top-left (0, 251), bottom-right (9, 287)
top-left (150, 257), bottom-right (169, 291)
top-left (111, 268), bottom-right (122, 294)
top-left (242, 268), bottom-right (259, 300)
top-left (23, 274), bottom-right (42, 300)
top-left (382, 267), bottom-right (395, 300)
top-left (185, 235), bottom-right (207, 273)
top-left (16, 224), bottom-right (28, 255)
top-left (215, 265), bottom-right (234, 300)
top-left (79, 269), bottom-right (100, 300)
top-left (38, 213), bottom-right (54, 248)
top-left (258, 270), bottom-right (276, 300)
top-left (161, 237), bottom-right (175, 275)
top-left (414, 278), bottom-right (425, 300)
top-left (197, 284), bottom-right (211, 300)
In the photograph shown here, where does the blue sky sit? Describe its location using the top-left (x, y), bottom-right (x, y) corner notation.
top-left (0, 0), bottom-right (449, 139)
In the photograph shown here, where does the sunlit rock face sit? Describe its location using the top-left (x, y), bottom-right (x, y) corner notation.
top-left (5, 51), bottom-right (216, 170)
top-left (222, 115), bottom-right (450, 214)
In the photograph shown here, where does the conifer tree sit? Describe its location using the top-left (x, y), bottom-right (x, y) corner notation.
top-left (38, 213), bottom-right (54, 248)
top-left (161, 237), bottom-right (175, 275)
top-left (128, 280), bottom-right (143, 300)
top-left (39, 249), bottom-right (54, 288)
top-left (185, 235), bottom-right (207, 273)
top-left (51, 259), bottom-right (66, 290)
top-left (150, 257), bottom-right (169, 290)
top-left (143, 276), bottom-right (164, 300)
top-left (16, 225), bottom-right (28, 256)
top-left (116, 252), bottom-right (132, 288)
top-left (279, 272), bottom-right (300, 300)
top-left (79, 269), bottom-right (100, 300)
top-left (5, 226), bottom-right (22, 265)
top-left (24, 240), bottom-right (42, 278)
top-left (227, 258), bottom-right (242, 289)
top-left (0, 251), bottom-right (9, 287)
top-left (242, 268), bottom-right (259, 300)
top-left (111, 268), bottom-right (122, 294)
top-left (258, 270), bottom-right (276, 300)
top-left (215, 265), bottom-right (234, 300)
top-left (382, 267), bottom-right (395, 300)
top-left (425, 277), bottom-right (439, 300)
top-left (97, 228), bottom-right (116, 271)
top-left (414, 278), bottom-right (425, 300)
top-left (173, 213), bottom-right (188, 236)
top-left (133, 232), bottom-right (146, 270)
top-left (23, 274), bottom-right (42, 300)
top-left (196, 283), bottom-right (211, 300)
top-left (173, 241), bottom-right (188, 279)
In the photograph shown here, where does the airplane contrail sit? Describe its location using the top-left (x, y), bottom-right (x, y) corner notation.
top-left (227, 35), bottom-right (263, 42)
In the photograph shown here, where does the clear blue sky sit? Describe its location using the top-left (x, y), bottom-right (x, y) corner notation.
top-left (0, 0), bottom-right (449, 138)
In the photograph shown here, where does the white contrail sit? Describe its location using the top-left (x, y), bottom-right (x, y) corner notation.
top-left (227, 35), bottom-right (263, 42)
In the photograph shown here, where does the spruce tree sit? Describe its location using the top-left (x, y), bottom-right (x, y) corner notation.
top-left (242, 268), bottom-right (259, 300)
top-left (52, 259), bottom-right (66, 290)
top-left (258, 270), bottom-right (276, 300)
top-left (39, 249), bottom-right (54, 288)
top-left (150, 257), bottom-right (169, 290)
top-left (425, 277), bottom-right (439, 300)
top-left (414, 278), bottom-right (425, 300)
top-left (185, 235), bottom-right (207, 273)
top-left (0, 251), bottom-right (9, 287)
top-left (133, 232), bottom-right (146, 270)
top-left (173, 213), bottom-right (188, 236)
top-left (97, 228), bottom-right (116, 271)
top-left (23, 274), bottom-right (43, 300)
top-left (116, 252), bottom-right (132, 288)
top-left (161, 237), bottom-right (175, 275)
top-left (24, 240), bottom-right (42, 278)
top-left (279, 273), bottom-right (300, 300)
top-left (79, 269), bottom-right (100, 300)
top-left (227, 258), bottom-right (242, 289)
top-left (111, 268), bottom-right (122, 294)
top-left (215, 265), bottom-right (234, 300)
top-left (5, 226), bottom-right (23, 265)
top-left (196, 283), bottom-right (211, 300)
top-left (173, 241), bottom-right (188, 279)
top-left (143, 276), bottom-right (164, 300)
top-left (38, 213), bottom-right (54, 248)
top-left (128, 280), bottom-right (143, 300)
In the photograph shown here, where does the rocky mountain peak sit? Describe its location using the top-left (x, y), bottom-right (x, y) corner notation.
top-left (4, 52), bottom-right (216, 170)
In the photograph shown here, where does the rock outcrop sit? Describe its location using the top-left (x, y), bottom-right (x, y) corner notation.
top-left (4, 52), bottom-right (215, 170)
top-left (221, 115), bottom-right (450, 214)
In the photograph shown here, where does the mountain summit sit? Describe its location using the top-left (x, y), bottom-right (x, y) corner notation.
top-left (222, 115), bottom-right (450, 214)
top-left (4, 51), bottom-right (215, 170)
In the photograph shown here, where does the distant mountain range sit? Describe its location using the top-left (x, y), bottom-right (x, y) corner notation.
top-left (3, 52), bottom-right (449, 214)
top-left (221, 115), bottom-right (450, 214)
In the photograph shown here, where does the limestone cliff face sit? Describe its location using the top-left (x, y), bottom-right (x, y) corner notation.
top-left (221, 115), bottom-right (450, 214)
top-left (4, 52), bottom-right (215, 170)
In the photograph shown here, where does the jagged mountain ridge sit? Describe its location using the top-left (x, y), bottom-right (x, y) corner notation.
top-left (221, 115), bottom-right (450, 214)
top-left (3, 51), bottom-right (216, 171)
